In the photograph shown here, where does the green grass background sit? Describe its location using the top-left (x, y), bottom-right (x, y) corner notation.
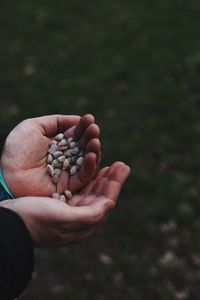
top-left (1, 1), bottom-right (200, 299)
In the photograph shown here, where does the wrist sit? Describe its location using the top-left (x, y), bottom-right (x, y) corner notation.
top-left (0, 169), bottom-right (14, 201)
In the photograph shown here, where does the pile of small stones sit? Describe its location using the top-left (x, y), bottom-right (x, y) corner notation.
top-left (46, 133), bottom-right (84, 202)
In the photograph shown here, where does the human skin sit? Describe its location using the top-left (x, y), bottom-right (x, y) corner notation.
top-left (1, 114), bottom-right (101, 197)
top-left (0, 162), bottom-right (130, 246)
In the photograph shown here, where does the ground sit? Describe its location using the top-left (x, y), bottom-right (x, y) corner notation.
top-left (1, 1), bottom-right (200, 299)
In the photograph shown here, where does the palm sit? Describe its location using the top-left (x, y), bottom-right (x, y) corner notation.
top-left (1, 162), bottom-right (130, 246)
top-left (1, 115), bottom-right (101, 197)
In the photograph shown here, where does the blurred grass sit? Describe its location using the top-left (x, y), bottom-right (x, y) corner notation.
top-left (1, 0), bottom-right (200, 299)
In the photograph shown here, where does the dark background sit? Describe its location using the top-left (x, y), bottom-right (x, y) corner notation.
top-left (1, 1), bottom-right (200, 299)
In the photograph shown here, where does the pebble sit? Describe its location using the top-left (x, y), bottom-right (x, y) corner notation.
top-left (47, 164), bottom-right (54, 177)
top-left (64, 190), bottom-right (73, 200)
top-left (47, 133), bottom-right (86, 202)
top-left (54, 169), bottom-right (61, 176)
top-left (53, 151), bottom-right (63, 159)
top-left (63, 159), bottom-right (69, 170)
top-left (52, 159), bottom-right (63, 169)
top-left (58, 139), bottom-right (68, 146)
top-left (48, 145), bottom-right (58, 155)
top-left (55, 133), bottom-right (64, 141)
top-left (52, 192), bottom-right (60, 199)
top-left (67, 137), bottom-right (74, 143)
top-left (71, 147), bottom-right (79, 155)
top-left (50, 140), bottom-right (57, 146)
top-left (70, 165), bottom-right (79, 176)
top-left (64, 150), bottom-right (72, 157)
top-left (57, 155), bottom-right (66, 163)
top-left (70, 142), bottom-right (76, 149)
top-left (52, 175), bottom-right (59, 184)
top-left (76, 156), bottom-right (84, 166)
top-left (58, 146), bottom-right (68, 151)
top-left (47, 154), bottom-right (54, 164)
top-left (59, 195), bottom-right (67, 202)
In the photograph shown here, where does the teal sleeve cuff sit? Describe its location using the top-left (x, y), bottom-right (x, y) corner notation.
top-left (0, 170), bottom-right (14, 201)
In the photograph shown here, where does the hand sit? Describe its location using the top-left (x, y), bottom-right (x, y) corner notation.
top-left (1, 114), bottom-right (101, 197)
top-left (0, 162), bottom-right (130, 246)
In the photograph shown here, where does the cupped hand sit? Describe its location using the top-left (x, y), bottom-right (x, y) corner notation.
top-left (1, 114), bottom-right (101, 197)
top-left (0, 162), bottom-right (130, 246)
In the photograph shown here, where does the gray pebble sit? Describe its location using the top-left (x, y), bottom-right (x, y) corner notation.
top-left (64, 149), bottom-right (72, 157)
top-left (47, 154), bottom-right (54, 164)
top-left (70, 165), bottom-right (79, 176)
top-left (52, 192), bottom-right (60, 199)
top-left (71, 147), bottom-right (79, 155)
top-left (53, 151), bottom-right (63, 159)
top-left (78, 150), bottom-right (84, 156)
top-left (54, 168), bottom-right (61, 176)
top-left (57, 155), bottom-right (66, 163)
top-left (71, 156), bottom-right (77, 164)
top-left (59, 195), bottom-right (67, 202)
top-left (70, 142), bottom-right (76, 149)
top-left (67, 137), bottom-right (74, 143)
top-left (48, 144), bottom-right (58, 155)
top-left (63, 159), bottom-right (69, 170)
top-left (52, 159), bottom-right (63, 169)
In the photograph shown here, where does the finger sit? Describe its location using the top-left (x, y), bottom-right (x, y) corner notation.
top-left (86, 138), bottom-right (101, 156)
top-left (69, 152), bottom-right (97, 192)
top-left (66, 197), bottom-right (114, 228)
top-left (91, 162), bottom-right (130, 201)
top-left (67, 167), bottom-right (110, 207)
top-left (34, 115), bottom-right (81, 137)
top-left (74, 114), bottom-right (95, 140)
top-left (80, 167), bottom-right (109, 196)
top-left (96, 163), bottom-right (131, 202)
top-left (91, 162), bottom-right (125, 196)
top-left (86, 138), bottom-right (101, 167)
top-left (79, 124), bottom-right (100, 149)
top-left (57, 170), bottom-right (70, 194)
